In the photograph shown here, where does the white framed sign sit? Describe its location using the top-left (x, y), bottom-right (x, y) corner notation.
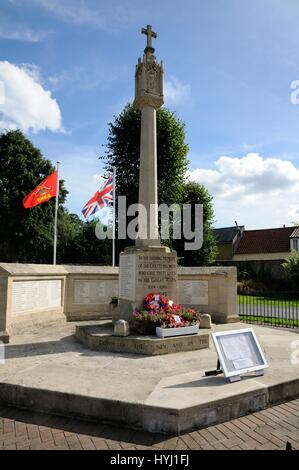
top-left (211, 328), bottom-right (268, 382)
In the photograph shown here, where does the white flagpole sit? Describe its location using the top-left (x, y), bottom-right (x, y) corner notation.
top-left (53, 161), bottom-right (60, 265)
top-left (112, 166), bottom-right (116, 267)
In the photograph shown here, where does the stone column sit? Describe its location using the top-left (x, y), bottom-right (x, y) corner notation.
top-left (137, 105), bottom-right (159, 247)
top-left (133, 29), bottom-right (164, 248)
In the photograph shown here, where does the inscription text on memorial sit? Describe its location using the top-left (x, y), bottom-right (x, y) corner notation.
top-left (12, 280), bottom-right (62, 315)
top-left (136, 253), bottom-right (177, 298)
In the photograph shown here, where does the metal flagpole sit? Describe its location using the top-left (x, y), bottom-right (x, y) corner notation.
top-left (53, 161), bottom-right (60, 265)
top-left (112, 166), bottom-right (116, 267)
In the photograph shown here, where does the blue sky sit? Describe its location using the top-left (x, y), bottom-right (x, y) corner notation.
top-left (1, 0), bottom-right (299, 228)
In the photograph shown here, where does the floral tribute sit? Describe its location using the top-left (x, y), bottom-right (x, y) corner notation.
top-left (131, 293), bottom-right (200, 335)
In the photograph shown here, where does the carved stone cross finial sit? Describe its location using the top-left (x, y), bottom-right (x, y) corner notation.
top-left (141, 25), bottom-right (157, 52)
top-left (134, 24), bottom-right (163, 110)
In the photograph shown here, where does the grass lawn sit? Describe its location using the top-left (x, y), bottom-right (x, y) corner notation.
top-left (238, 294), bottom-right (299, 308)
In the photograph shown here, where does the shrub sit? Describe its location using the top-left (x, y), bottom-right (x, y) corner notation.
top-left (282, 251), bottom-right (299, 283)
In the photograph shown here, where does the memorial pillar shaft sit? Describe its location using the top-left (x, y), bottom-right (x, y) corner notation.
top-left (133, 36), bottom-right (164, 248)
top-left (137, 105), bottom-right (159, 247)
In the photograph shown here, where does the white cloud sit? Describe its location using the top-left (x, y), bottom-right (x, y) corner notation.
top-left (188, 153), bottom-right (299, 228)
top-left (0, 24), bottom-right (48, 42)
top-left (0, 61), bottom-right (63, 133)
top-left (18, 63), bottom-right (42, 82)
top-left (0, 81), bottom-right (4, 105)
top-left (14, 0), bottom-right (136, 32)
top-left (164, 75), bottom-right (191, 105)
top-left (30, 0), bottom-right (107, 28)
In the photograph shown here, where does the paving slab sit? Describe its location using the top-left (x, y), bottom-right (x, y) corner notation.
top-left (0, 321), bottom-right (298, 434)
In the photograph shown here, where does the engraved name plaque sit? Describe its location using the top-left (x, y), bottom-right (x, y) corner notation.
top-left (178, 280), bottom-right (209, 305)
top-left (119, 254), bottom-right (136, 301)
top-left (74, 280), bottom-right (118, 305)
top-left (12, 280), bottom-right (62, 315)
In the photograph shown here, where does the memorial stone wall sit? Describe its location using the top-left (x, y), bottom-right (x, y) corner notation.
top-left (0, 263), bottom-right (238, 343)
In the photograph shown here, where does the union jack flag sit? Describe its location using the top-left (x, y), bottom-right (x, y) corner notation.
top-left (82, 175), bottom-right (113, 219)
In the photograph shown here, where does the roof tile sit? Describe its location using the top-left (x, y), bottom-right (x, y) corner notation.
top-left (235, 227), bottom-right (294, 254)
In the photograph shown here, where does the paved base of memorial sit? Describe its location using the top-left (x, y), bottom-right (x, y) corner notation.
top-left (75, 322), bottom-right (210, 355)
top-left (0, 320), bottom-right (299, 434)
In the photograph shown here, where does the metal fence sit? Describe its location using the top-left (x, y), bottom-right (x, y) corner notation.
top-left (238, 291), bottom-right (299, 328)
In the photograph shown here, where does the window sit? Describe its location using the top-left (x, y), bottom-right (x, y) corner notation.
top-left (291, 238), bottom-right (299, 252)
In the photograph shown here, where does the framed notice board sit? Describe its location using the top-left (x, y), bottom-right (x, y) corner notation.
top-left (211, 328), bottom-right (268, 382)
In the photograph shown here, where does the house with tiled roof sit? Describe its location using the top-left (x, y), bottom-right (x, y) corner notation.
top-left (234, 226), bottom-right (297, 261)
top-left (214, 225), bottom-right (299, 279)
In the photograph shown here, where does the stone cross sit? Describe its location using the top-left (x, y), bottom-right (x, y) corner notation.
top-left (134, 25), bottom-right (164, 247)
top-left (142, 25), bottom-right (157, 51)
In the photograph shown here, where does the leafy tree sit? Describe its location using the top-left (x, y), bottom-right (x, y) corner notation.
top-left (0, 130), bottom-right (113, 265)
top-left (62, 218), bottom-right (112, 265)
top-left (282, 251), bottom-right (299, 284)
top-left (56, 213), bottom-right (83, 263)
top-left (104, 104), bottom-right (188, 208)
top-left (173, 181), bottom-right (218, 265)
top-left (0, 130), bottom-right (68, 263)
top-left (104, 104), bottom-right (188, 254)
top-left (103, 103), bottom-right (217, 265)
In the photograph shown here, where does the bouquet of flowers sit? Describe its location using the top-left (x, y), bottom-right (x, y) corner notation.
top-left (143, 293), bottom-right (180, 313)
top-left (131, 293), bottom-right (200, 335)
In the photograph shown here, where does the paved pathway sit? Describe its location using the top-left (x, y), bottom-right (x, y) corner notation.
top-left (1, 399), bottom-right (299, 450)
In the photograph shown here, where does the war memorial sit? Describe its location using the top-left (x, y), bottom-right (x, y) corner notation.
top-left (0, 26), bottom-right (298, 437)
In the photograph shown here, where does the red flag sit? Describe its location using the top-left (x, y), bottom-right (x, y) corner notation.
top-left (23, 171), bottom-right (58, 209)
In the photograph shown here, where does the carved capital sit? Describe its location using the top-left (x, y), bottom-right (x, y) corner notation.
top-left (133, 93), bottom-right (164, 111)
